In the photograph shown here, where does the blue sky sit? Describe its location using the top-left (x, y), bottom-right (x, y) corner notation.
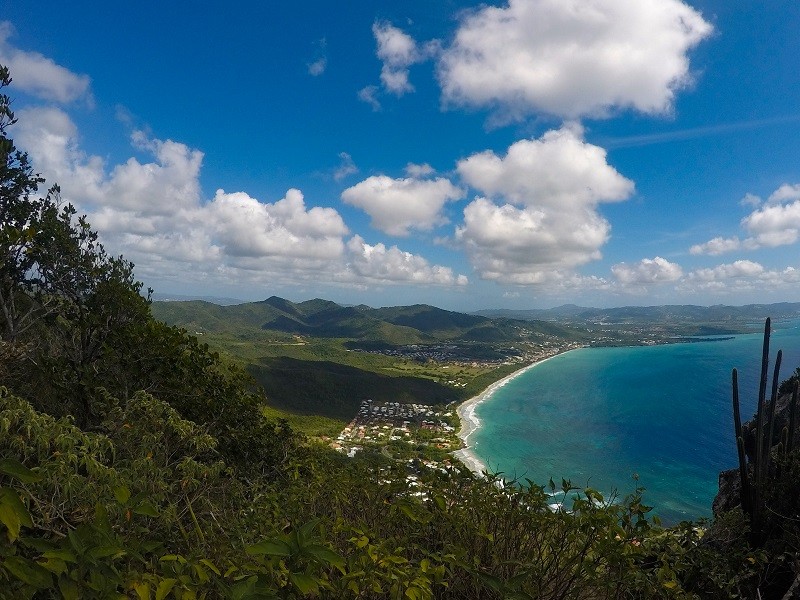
top-left (2, 0), bottom-right (800, 310)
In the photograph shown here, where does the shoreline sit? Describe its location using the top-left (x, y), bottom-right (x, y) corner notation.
top-left (452, 349), bottom-right (579, 476)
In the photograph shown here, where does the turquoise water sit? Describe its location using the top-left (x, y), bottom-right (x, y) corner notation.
top-left (470, 320), bottom-right (800, 523)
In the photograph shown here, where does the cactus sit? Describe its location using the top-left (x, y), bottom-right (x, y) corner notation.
top-left (730, 317), bottom-right (798, 545)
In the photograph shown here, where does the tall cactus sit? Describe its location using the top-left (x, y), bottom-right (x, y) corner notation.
top-left (730, 317), bottom-right (797, 545)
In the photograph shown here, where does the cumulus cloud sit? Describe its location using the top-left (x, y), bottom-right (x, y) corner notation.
top-left (0, 21), bottom-right (92, 104)
top-left (436, 0), bottom-right (712, 121)
top-left (691, 183), bottom-right (800, 254)
top-left (405, 162), bottom-right (435, 177)
top-left (454, 125), bottom-right (634, 283)
top-left (14, 107), bottom-right (467, 290)
top-left (690, 260), bottom-right (764, 281)
top-left (344, 235), bottom-right (468, 286)
top-left (741, 199), bottom-right (800, 247)
top-left (17, 107), bottom-right (203, 219)
top-left (457, 124), bottom-right (633, 207)
top-left (455, 199), bottom-right (610, 283)
top-left (373, 21), bottom-right (426, 95)
top-left (768, 183), bottom-right (800, 204)
top-left (689, 236), bottom-right (742, 256)
top-left (678, 260), bottom-right (800, 295)
top-left (342, 174), bottom-right (464, 236)
top-left (611, 256), bottom-right (683, 285)
top-left (208, 189), bottom-right (348, 260)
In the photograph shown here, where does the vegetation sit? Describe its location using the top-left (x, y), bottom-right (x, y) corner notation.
top-left (2, 64), bottom-right (800, 598)
top-left (729, 318), bottom-right (800, 594)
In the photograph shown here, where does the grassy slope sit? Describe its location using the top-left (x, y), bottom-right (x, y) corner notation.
top-left (152, 299), bottom-right (516, 425)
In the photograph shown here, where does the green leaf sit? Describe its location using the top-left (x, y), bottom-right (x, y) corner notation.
top-left (159, 554), bottom-right (180, 562)
top-left (230, 575), bottom-right (279, 600)
top-left (246, 539), bottom-right (291, 557)
top-left (58, 576), bottom-right (80, 600)
top-left (0, 458), bottom-right (42, 483)
top-left (4, 555), bottom-right (53, 588)
top-left (113, 486), bottom-right (131, 505)
top-left (405, 587), bottom-right (425, 600)
top-left (133, 501), bottom-right (160, 517)
top-left (476, 571), bottom-right (502, 593)
top-left (304, 544), bottom-right (345, 571)
top-left (94, 502), bottom-right (112, 533)
top-left (40, 557), bottom-right (68, 576)
top-left (199, 558), bottom-right (221, 576)
top-left (88, 545), bottom-right (125, 560)
top-left (0, 487), bottom-right (32, 541)
top-left (131, 581), bottom-right (151, 600)
top-left (297, 518), bottom-right (319, 543)
top-left (289, 572), bottom-right (319, 595)
top-left (155, 577), bottom-right (177, 600)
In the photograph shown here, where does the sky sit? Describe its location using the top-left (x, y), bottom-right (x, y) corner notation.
top-left (2, 0), bottom-right (800, 311)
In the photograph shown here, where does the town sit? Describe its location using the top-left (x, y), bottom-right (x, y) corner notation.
top-left (331, 399), bottom-right (460, 470)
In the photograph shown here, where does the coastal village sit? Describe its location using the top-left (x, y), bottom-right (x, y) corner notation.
top-left (330, 342), bottom-right (586, 470)
top-left (330, 399), bottom-right (459, 468)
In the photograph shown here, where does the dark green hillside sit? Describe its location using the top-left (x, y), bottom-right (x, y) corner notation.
top-left (369, 304), bottom-right (490, 336)
top-left (249, 357), bottom-right (461, 419)
top-left (478, 302), bottom-right (800, 328)
top-left (152, 297), bottom-right (571, 419)
top-left (153, 296), bottom-right (595, 346)
top-left (153, 297), bottom-right (434, 343)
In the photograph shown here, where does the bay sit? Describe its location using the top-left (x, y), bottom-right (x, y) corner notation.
top-left (469, 319), bottom-right (800, 524)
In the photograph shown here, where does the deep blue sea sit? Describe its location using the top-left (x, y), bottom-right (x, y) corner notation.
top-left (469, 319), bottom-right (800, 524)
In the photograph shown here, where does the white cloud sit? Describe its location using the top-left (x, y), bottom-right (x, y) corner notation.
top-left (689, 236), bottom-right (742, 256)
top-left (457, 124), bottom-right (633, 207)
top-left (342, 174), bottom-right (464, 236)
top-left (373, 21), bottom-right (424, 95)
top-left (690, 260), bottom-right (765, 281)
top-left (456, 198), bottom-right (610, 284)
top-left (692, 183), bottom-right (800, 255)
top-left (0, 21), bottom-right (92, 104)
top-left (741, 199), bottom-right (800, 247)
top-left (14, 107), bottom-right (467, 291)
top-left (405, 162), bottom-right (435, 177)
top-left (740, 192), bottom-right (761, 208)
top-left (455, 126), bottom-right (634, 284)
top-left (308, 57), bottom-right (327, 76)
top-left (208, 189), bottom-right (348, 260)
top-left (344, 235), bottom-right (468, 286)
top-left (678, 260), bottom-right (800, 295)
top-left (611, 256), bottom-right (683, 285)
top-left (768, 183), bottom-right (800, 204)
top-left (436, 0), bottom-right (712, 120)
top-left (333, 152), bottom-right (358, 181)
top-left (307, 37), bottom-right (328, 76)
top-left (18, 107), bottom-right (204, 219)
top-left (358, 85), bottom-right (381, 111)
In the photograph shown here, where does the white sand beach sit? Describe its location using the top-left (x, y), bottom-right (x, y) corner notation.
top-left (453, 351), bottom-right (574, 477)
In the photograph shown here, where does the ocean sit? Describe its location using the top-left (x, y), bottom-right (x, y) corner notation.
top-left (467, 319), bottom-right (800, 524)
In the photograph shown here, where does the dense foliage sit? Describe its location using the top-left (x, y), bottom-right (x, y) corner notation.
top-left (1, 65), bottom-right (799, 598)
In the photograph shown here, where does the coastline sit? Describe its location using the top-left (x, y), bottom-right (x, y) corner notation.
top-left (452, 350), bottom-right (578, 476)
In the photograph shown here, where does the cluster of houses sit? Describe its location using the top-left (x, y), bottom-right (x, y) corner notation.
top-left (330, 399), bottom-right (457, 459)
